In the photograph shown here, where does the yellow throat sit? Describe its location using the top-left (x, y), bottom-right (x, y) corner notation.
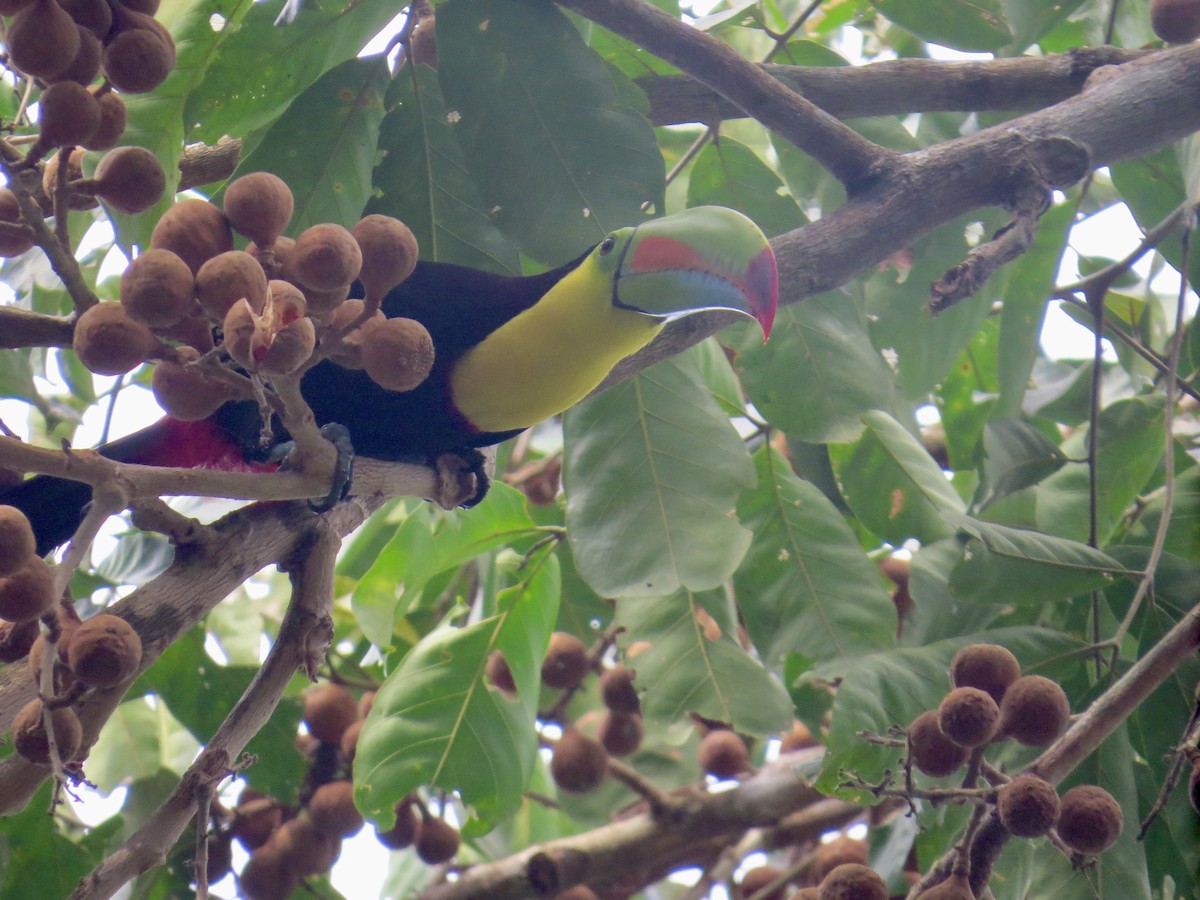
top-left (449, 253), bottom-right (661, 434)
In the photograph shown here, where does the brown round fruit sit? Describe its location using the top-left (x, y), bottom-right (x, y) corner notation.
top-left (1152, 0), bottom-right (1200, 42)
top-left (59, 0), bottom-right (112, 37)
top-left (780, 719), bottom-right (819, 752)
top-left (541, 631), bottom-right (589, 690)
top-left (239, 841), bottom-right (299, 900)
top-left (272, 814), bottom-right (340, 876)
top-left (937, 686), bottom-right (1000, 748)
top-left (12, 697), bottom-right (83, 764)
top-left (814, 835), bottom-right (868, 881)
top-left (42, 147), bottom-right (91, 212)
top-left (8, 0), bottom-right (81, 79)
top-left (67, 612), bottom-right (142, 687)
top-left (120, 248), bottom-right (195, 328)
top-left (375, 797), bottom-right (421, 850)
top-left (908, 709), bottom-right (969, 778)
top-left (49, 25), bottom-right (102, 86)
top-left (0, 505), bottom-right (37, 576)
top-left (818, 863), bottom-right (887, 900)
top-left (303, 683), bottom-right (359, 745)
top-left (599, 665), bottom-right (639, 714)
top-left (788, 890), bottom-right (821, 900)
top-left (554, 887), bottom-right (599, 900)
top-left (339, 718), bottom-right (362, 760)
top-left (83, 90), bottom-right (128, 151)
top-left (204, 831), bottom-right (233, 883)
top-left (996, 773), bottom-right (1060, 838)
top-left (291, 223), bottom-right (362, 292)
top-left (998, 675), bottom-right (1071, 747)
top-left (0, 556), bottom-right (56, 623)
top-left (101, 27), bottom-right (174, 94)
top-left (223, 172), bottom-right (293, 249)
top-left (949, 643), bottom-right (1021, 705)
top-left (698, 728), bottom-right (750, 779)
top-left (1056, 784), bottom-right (1123, 854)
top-left (307, 780), bottom-right (364, 838)
top-left (150, 199), bottom-right (233, 274)
top-left (231, 787), bottom-right (281, 851)
top-left (73, 301), bottom-right (158, 375)
top-left (914, 873), bottom-right (974, 899)
top-left (152, 348), bottom-right (234, 421)
top-left (194, 250), bottom-right (267, 320)
top-left (0, 190), bottom-right (34, 257)
top-left (352, 214), bottom-right (418, 300)
top-left (487, 650), bottom-right (517, 693)
top-left (738, 865), bottom-right (787, 900)
top-left (551, 727), bottom-right (608, 794)
top-left (36, 81), bottom-right (101, 149)
top-left (0, 618), bottom-right (39, 663)
top-left (598, 710), bottom-right (643, 757)
top-left (415, 814), bottom-right (461, 864)
top-left (257, 316), bottom-right (315, 376)
top-left (93, 146), bottom-right (166, 215)
top-left (359, 317), bottom-right (435, 392)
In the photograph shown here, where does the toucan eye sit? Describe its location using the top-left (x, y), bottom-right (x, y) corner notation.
top-left (599, 235), bottom-right (616, 255)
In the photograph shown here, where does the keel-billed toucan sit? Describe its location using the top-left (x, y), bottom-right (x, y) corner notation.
top-left (4, 206), bottom-right (777, 553)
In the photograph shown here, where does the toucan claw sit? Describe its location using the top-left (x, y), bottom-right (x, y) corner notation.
top-left (308, 423), bottom-right (355, 513)
top-left (432, 449), bottom-right (490, 510)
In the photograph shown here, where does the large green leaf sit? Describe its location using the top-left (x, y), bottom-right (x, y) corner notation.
top-left (437, 0), bottom-right (664, 264)
top-left (616, 590), bottom-right (793, 736)
top-left (354, 553), bottom-right (559, 829)
top-left (0, 784), bottom-right (115, 898)
top-left (873, 0), bottom-right (1013, 51)
top-left (221, 56), bottom-right (389, 234)
top-left (183, 0), bottom-right (404, 144)
top-left (734, 447), bottom-right (896, 668)
top-left (686, 137), bottom-right (806, 238)
top-left (734, 294), bottom-right (899, 444)
top-left (840, 410), bottom-right (966, 544)
top-left (563, 352), bottom-right (755, 598)
top-left (978, 417), bottom-right (1067, 504)
top-left (86, 698), bottom-right (201, 794)
top-left (366, 64), bottom-right (520, 273)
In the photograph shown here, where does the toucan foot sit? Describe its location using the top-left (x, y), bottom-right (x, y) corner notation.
top-left (268, 423), bottom-right (356, 512)
top-left (433, 449), bottom-right (490, 510)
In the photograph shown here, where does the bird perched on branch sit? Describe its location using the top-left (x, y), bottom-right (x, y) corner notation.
top-left (3, 206), bottom-right (777, 554)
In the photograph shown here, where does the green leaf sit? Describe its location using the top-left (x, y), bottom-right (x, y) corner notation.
top-left (352, 485), bottom-right (537, 647)
top-left (354, 553), bottom-right (560, 828)
top-left (0, 783), bottom-right (107, 898)
top-left (686, 138), bottom-right (806, 238)
top-left (563, 352), bottom-right (755, 598)
top-left (872, 0), bottom-right (1013, 51)
top-left (183, 0), bottom-right (404, 145)
top-left (437, 0), bottom-right (664, 264)
top-left (221, 56), bottom-right (390, 234)
top-left (616, 589), bottom-right (793, 736)
top-left (734, 447), bottom-right (896, 668)
top-left (945, 514), bottom-right (1128, 605)
top-left (840, 410), bottom-right (966, 544)
top-left (366, 64), bottom-right (520, 273)
top-left (86, 697), bottom-right (202, 794)
top-left (979, 417), bottom-right (1067, 503)
top-left (733, 295), bottom-right (899, 444)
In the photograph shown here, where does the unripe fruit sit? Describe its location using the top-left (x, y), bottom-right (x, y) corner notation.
top-left (0, 618), bottom-right (39, 663)
top-left (67, 612), bottom-right (142, 687)
top-left (1056, 784), bottom-right (1123, 854)
top-left (0, 505), bottom-right (37, 576)
top-left (120, 248), bottom-right (195, 328)
top-left (818, 863), bottom-right (887, 900)
top-left (194, 250), bottom-right (267, 321)
top-left (36, 81), bottom-right (101, 149)
top-left (47, 27), bottom-right (102, 87)
top-left (303, 683), bottom-right (359, 744)
top-left (239, 841), bottom-right (299, 900)
top-left (698, 728), bottom-right (750, 779)
top-left (307, 780), bottom-right (364, 838)
top-left (101, 27), bottom-right (174, 94)
top-left (223, 172), bottom-right (293, 249)
top-left (150, 199), bottom-right (233, 274)
top-left (12, 697), bottom-right (83, 764)
top-left (323, 299), bottom-right (384, 369)
top-left (599, 665), bottom-right (639, 714)
top-left (272, 814), bottom-right (340, 875)
top-left (738, 865), bottom-right (787, 900)
top-left (486, 650), bottom-right (517, 693)
top-left (416, 814), bottom-right (461, 864)
top-left (599, 710), bottom-right (643, 757)
top-left (60, 0), bottom-right (112, 38)
top-left (0, 190), bottom-right (34, 257)
top-left (73, 301), bottom-right (158, 375)
top-left (27, 605), bottom-right (79, 689)
top-left (996, 774), bottom-right (1060, 838)
top-left (92, 146), bottom-right (166, 215)
top-left (248, 235), bottom-right (294, 279)
top-left (301, 283), bottom-right (349, 317)
top-left (231, 787), bottom-right (281, 851)
top-left (8, 0), bottom-right (81, 79)
top-left (375, 797), bottom-right (421, 849)
top-left (361, 317), bottom-right (435, 392)
top-left (551, 727), bottom-right (608, 793)
top-left (998, 675), bottom-right (1071, 747)
top-left (907, 710), bottom-right (969, 778)
top-left (0, 556), bottom-right (56, 622)
top-left (151, 347), bottom-right (234, 421)
top-left (541, 631), bottom-right (589, 690)
top-left (937, 686), bottom-right (1000, 748)
top-left (352, 214), bottom-right (418, 300)
top-left (1152, 0), bottom-right (1200, 42)
top-left (156, 313), bottom-right (215, 354)
top-left (83, 90), bottom-right (128, 151)
top-left (292, 223), bottom-right (362, 292)
top-left (949, 643), bottom-right (1021, 705)
top-left (914, 873), bottom-right (974, 899)
top-left (813, 835), bottom-right (868, 881)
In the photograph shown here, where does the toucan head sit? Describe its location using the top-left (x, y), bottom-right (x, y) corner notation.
top-left (590, 206), bottom-right (777, 340)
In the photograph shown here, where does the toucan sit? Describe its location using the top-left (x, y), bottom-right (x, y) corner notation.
top-left (3, 206), bottom-right (777, 554)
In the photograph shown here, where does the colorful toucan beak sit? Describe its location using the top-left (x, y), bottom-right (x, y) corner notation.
top-left (613, 206), bottom-right (777, 339)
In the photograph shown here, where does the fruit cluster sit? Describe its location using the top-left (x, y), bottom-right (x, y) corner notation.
top-left (70, 172), bottom-right (429, 419)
